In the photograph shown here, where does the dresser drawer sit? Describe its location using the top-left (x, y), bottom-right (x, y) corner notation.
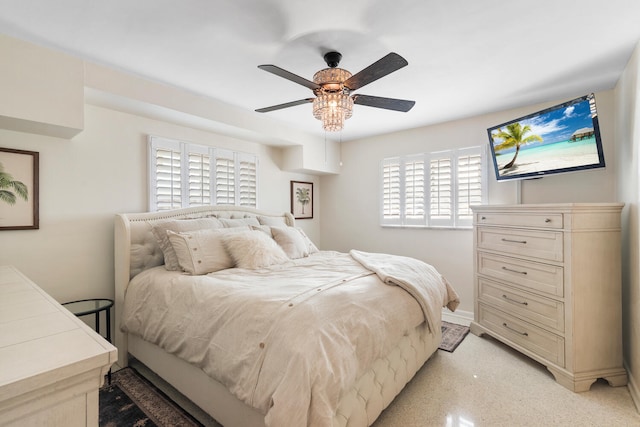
top-left (477, 252), bottom-right (564, 297)
top-left (477, 227), bottom-right (563, 262)
top-left (478, 304), bottom-right (565, 367)
top-left (476, 212), bottom-right (563, 229)
top-left (478, 278), bottom-right (565, 332)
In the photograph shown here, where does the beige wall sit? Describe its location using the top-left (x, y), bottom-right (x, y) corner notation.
top-left (615, 41), bottom-right (640, 409)
top-left (320, 90), bottom-right (618, 317)
top-left (0, 104), bottom-right (319, 303)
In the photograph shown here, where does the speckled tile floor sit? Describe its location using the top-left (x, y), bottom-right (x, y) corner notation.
top-left (373, 332), bottom-right (640, 427)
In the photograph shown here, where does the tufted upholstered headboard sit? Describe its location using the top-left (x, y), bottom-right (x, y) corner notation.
top-left (114, 205), bottom-right (294, 368)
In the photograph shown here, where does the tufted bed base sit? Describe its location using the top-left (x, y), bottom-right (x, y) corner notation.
top-left (114, 206), bottom-right (442, 427)
top-left (128, 321), bottom-right (439, 427)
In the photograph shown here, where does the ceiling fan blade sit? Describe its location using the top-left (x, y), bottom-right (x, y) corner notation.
top-left (255, 98), bottom-right (315, 113)
top-left (343, 53), bottom-right (409, 91)
top-left (353, 94), bottom-right (415, 112)
top-left (258, 65), bottom-right (320, 91)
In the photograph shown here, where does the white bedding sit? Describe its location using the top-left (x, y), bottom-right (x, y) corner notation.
top-left (121, 250), bottom-right (458, 427)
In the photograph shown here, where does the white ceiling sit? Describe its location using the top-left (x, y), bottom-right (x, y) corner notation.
top-left (1, 0), bottom-right (640, 142)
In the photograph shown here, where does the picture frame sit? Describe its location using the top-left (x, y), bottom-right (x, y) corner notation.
top-left (291, 181), bottom-right (313, 219)
top-left (0, 147), bottom-right (39, 230)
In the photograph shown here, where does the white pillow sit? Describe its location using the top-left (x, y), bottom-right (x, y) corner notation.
top-left (295, 227), bottom-right (319, 254)
top-left (220, 217), bottom-right (260, 228)
top-left (257, 215), bottom-right (287, 226)
top-left (166, 227), bottom-right (247, 275)
top-left (271, 227), bottom-right (309, 259)
top-left (222, 231), bottom-right (289, 269)
top-left (151, 218), bottom-right (224, 271)
top-left (251, 224), bottom-right (273, 236)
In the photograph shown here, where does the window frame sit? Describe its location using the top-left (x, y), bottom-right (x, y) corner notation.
top-left (148, 136), bottom-right (258, 211)
top-left (380, 145), bottom-right (487, 229)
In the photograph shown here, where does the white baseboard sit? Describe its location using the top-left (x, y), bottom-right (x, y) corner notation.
top-left (442, 308), bottom-right (473, 326)
top-left (625, 361), bottom-right (640, 413)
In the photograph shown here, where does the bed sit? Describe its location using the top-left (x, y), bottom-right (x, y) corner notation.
top-left (114, 205), bottom-right (459, 427)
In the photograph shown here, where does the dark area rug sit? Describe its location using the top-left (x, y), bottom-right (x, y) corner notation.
top-left (99, 367), bottom-right (203, 427)
top-left (439, 321), bottom-right (470, 352)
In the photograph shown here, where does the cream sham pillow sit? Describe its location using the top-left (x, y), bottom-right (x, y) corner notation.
top-left (166, 227), bottom-right (247, 275)
top-left (151, 218), bottom-right (225, 271)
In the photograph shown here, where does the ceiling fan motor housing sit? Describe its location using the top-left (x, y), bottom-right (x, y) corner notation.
top-left (324, 51), bottom-right (342, 68)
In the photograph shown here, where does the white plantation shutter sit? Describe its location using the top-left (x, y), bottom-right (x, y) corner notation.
top-left (380, 146), bottom-right (486, 228)
top-left (148, 136), bottom-right (258, 211)
top-left (214, 149), bottom-right (235, 205)
top-left (429, 152), bottom-right (453, 226)
top-left (381, 158), bottom-right (401, 224)
top-left (149, 137), bottom-right (183, 211)
top-left (456, 147), bottom-right (485, 226)
top-left (188, 146), bottom-right (211, 207)
top-left (404, 155), bottom-right (425, 224)
top-left (238, 154), bottom-right (257, 207)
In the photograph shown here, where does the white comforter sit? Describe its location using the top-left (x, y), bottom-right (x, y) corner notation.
top-left (121, 251), bottom-right (459, 427)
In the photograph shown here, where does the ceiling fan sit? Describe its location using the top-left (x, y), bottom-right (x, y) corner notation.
top-left (255, 51), bottom-right (415, 132)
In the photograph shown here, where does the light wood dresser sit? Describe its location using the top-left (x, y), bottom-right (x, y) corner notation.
top-left (0, 265), bottom-right (117, 426)
top-left (470, 203), bottom-right (627, 392)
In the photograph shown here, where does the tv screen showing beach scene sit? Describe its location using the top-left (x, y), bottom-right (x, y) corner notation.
top-left (487, 93), bottom-right (605, 181)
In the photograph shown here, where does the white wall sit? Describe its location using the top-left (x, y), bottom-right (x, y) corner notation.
top-left (320, 90), bottom-right (618, 316)
top-left (615, 41), bottom-right (640, 409)
top-left (0, 104), bottom-right (319, 303)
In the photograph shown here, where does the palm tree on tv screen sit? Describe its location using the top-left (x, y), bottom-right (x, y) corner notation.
top-left (296, 187), bottom-right (310, 214)
top-left (0, 162), bottom-right (28, 206)
top-left (493, 123), bottom-right (543, 170)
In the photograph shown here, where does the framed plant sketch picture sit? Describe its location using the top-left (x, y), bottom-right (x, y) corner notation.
top-left (0, 147), bottom-right (39, 230)
top-left (291, 181), bottom-right (313, 219)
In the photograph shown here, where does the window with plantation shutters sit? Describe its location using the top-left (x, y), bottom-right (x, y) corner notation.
top-left (148, 136), bottom-right (258, 211)
top-left (380, 146), bottom-right (486, 228)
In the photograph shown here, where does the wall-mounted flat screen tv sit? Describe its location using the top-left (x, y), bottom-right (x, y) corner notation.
top-left (487, 93), bottom-right (605, 181)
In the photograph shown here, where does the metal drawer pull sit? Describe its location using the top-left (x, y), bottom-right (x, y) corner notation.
top-left (545, 218), bottom-right (552, 223)
top-left (501, 238), bottom-right (527, 244)
top-left (502, 266), bottom-right (527, 275)
top-left (502, 294), bottom-right (528, 305)
top-left (503, 322), bottom-right (529, 336)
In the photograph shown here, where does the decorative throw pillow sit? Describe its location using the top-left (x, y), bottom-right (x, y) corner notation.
top-left (151, 218), bottom-right (224, 271)
top-left (222, 231), bottom-right (289, 269)
top-left (220, 217), bottom-right (260, 228)
top-left (295, 227), bottom-right (320, 254)
top-left (166, 227), bottom-right (248, 275)
top-left (271, 227), bottom-right (310, 259)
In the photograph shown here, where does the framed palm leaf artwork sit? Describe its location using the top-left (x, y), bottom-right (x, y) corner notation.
top-left (291, 181), bottom-right (313, 219)
top-left (0, 147), bottom-right (39, 230)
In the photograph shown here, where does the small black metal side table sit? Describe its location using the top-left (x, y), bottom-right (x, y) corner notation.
top-left (62, 298), bottom-right (114, 383)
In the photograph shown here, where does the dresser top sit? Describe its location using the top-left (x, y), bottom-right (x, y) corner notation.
top-left (471, 203), bottom-right (624, 212)
top-left (0, 265), bottom-right (117, 398)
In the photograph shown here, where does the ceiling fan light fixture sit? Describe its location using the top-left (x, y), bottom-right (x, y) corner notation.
top-left (312, 68), bottom-right (353, 132)
top-left (313, 92), bottom-right (354, 132)
top-left (256, 52), bottom-right (414, 132)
